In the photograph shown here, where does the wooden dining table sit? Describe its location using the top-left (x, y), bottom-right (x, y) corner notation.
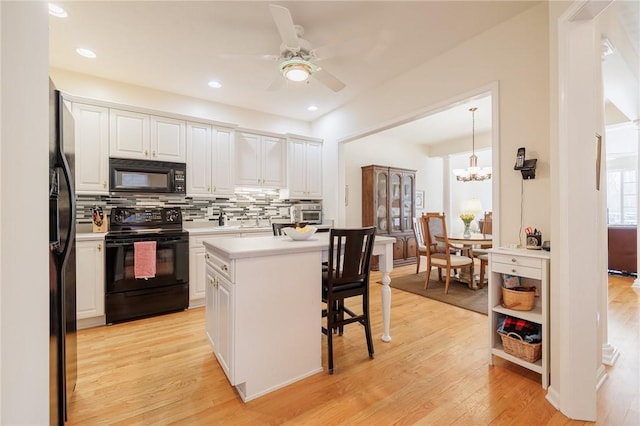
top-left (435, 233), bottom-right (493, 289)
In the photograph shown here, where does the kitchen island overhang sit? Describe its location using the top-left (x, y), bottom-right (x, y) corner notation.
top-left (202, 233), bottom-right (395, 402)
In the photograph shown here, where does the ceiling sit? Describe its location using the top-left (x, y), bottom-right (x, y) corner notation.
top-left (49, 1), bottom-right (537, 123)
top-left (49, 1), bottom-right (637, 149)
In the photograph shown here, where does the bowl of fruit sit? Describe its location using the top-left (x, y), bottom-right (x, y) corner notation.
top-left (282, 224), bottom-right (318, 241)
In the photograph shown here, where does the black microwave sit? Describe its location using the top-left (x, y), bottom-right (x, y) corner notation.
top-left (109, 158), bottom-right (186, 194)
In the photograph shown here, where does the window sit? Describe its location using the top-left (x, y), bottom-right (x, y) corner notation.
top-left (607, 168), bottom-right (637, 225)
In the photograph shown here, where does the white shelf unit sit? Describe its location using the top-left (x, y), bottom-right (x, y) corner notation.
top-left (487, 248), bottom-right (550, 388)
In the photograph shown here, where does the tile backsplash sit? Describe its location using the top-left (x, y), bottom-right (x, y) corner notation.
top-left (76, 192), bottom-right (319, 225)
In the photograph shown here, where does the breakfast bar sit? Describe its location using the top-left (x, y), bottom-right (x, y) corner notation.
top-left (202, 233), bottom-right (395, 401)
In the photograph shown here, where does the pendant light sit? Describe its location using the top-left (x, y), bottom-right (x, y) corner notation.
top-left (453, 107), bottom-right (492, 182)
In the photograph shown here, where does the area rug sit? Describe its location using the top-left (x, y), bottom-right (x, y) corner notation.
top-left (383, 270), bottom-right (488, 315)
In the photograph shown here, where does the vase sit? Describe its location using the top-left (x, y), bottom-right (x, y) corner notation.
top-left (463, 222), bottom-right (471, 238)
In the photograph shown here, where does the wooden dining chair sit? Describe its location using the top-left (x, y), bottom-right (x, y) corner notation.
top-left (476, 211), bottom-right (493, 287)
top-left (421, 212), bottom-right (474, 294)
top-left (412, 217), bottom-right (427, 274)
top-left (321, 227), bottom-right (376, 374)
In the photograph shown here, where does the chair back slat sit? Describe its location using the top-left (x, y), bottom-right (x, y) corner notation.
top-left (327, 227), bottom-right (376, 291)
top-left (421, 212), bottom-right (450, 257)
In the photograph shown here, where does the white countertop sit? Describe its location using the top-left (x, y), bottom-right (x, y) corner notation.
top-left (203, 233), bottom-right (395, 260)
top-left (488, 246), bottom-right (551, 259)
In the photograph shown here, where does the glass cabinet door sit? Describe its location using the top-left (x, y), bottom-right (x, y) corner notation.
top-left (376, 171), bottom-right (388, 232)
top-left (402, 173), bottom-right (414, 230)
top-left (390, 172), bottom-right (401, 232)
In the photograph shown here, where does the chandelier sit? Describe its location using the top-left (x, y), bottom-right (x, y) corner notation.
top-left (453, 107), bottom-right (492, 182)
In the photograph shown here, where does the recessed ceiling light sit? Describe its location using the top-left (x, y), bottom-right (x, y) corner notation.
top-left (207, 80), bottom-right (222, 89)
top-left (307, 105), bottom-right (318, 112)
top-left (48, 3), bottom-right (68, 18)
top-left (76, 48), bottom-right (96, 59)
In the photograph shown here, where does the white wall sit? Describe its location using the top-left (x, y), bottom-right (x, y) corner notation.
top-left (50, 68), bottom-right (312, 137)
top-left (0, 2), bottom-right (50, 424)
top-left (314, 3), bottom-right (551, 247)
top-left (343, 135), bottom-right (429, 227)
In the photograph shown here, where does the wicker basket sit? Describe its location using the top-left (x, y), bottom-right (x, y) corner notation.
top-left (502, 286), bottom-right (536, 311)
top-left (499, 332), bottom-right (542, 363)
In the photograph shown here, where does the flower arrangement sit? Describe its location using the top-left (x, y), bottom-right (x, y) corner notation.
top-left (460, 213), bottom-right (475, 226)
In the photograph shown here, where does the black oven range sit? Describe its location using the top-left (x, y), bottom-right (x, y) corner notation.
top-left (105, 207), bottom-right (189, 324)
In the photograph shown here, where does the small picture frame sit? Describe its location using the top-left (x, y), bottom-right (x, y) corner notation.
top-left (415, 190), bottom-right (424, 210)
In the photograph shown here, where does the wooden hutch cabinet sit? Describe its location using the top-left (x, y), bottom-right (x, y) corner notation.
top-left (362, 165), bottom-right (417, 268)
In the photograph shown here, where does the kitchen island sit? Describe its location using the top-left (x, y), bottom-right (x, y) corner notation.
top-left (202, 233), bottom-right (395, 402)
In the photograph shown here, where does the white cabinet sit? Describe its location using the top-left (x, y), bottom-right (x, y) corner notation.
top-left (110, 109), bottom-right (186, 162)
top-left (235, 131), bottom-right (286, 188)
top-left (71, 102), bottom-right (110, 194)
top-left (186, 122), bottom-right (235, 196)
top-left (203, 239), bottom-right (323, 402)
top-left (189, 231), bottom-right (240, 307)
top-left (76, 236), bottom-right (105, 328)
top-left (205, 251), bottom-right (235, 382)
top-left (488, 248), bottom-right (550, 388)
top-left (283, 137), bottom-right (323, 199)
top-left (150, 116), bottom-right (186, 162)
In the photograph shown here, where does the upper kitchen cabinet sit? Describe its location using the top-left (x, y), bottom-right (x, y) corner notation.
top-left (281, 136), bottom-right (323, 200)
top-left (362, 165), bottom-right (416, 267)
top-left (71, 102), bottom-right (109, 194)
top-left (109, 109), bottom-right (186, 163)
top-left (186, 122), bottom-right (235, 196)
top-left (235, 131), bottom-right (286, 188)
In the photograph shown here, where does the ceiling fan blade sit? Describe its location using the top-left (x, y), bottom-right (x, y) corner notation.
top-left (313, 68), bottom-right (346, 92)
top-left (266, 74), bottom-right (286, 91)
top-left (269, 4), bottom-right (300, 51)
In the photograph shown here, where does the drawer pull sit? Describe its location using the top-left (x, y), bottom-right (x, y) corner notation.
top-left (511, 258), bottom-right (517, 263)
top-left (205, 253), bottom-right (210, 260)
top-left (222, 264), bottom-right (228, 272)
top-left (512, 269), bottom-right (517, 273)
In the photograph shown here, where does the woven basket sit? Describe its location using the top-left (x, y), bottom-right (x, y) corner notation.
top-left (499, 332), bottom-right (542, 363)
top-left (502, 286), bottom-right (536, 311)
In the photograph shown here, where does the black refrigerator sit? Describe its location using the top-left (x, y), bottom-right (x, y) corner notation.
top-left (49, 80), bottom-right (77, 425)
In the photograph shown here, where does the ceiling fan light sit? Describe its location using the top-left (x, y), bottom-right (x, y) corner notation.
top-left (284, 65), bottom-right (310, 81)
top-left (280, 58), bottom-right (315, 82)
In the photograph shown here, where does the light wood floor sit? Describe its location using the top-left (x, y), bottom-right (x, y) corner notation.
top-left (67, 267), bottom-right (638, 425)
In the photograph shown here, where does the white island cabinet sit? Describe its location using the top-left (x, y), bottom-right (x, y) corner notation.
top-left (203, 233), bottom-right (395, 402)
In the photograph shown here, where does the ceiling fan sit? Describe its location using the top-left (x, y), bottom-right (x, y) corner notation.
top-left (268, 4), bottom-right (347, 92)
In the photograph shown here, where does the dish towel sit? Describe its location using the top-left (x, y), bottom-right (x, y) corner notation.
top-left (134, 241), bottom-right (157, 279)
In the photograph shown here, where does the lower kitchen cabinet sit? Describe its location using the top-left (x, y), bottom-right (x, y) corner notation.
top-left (205, 258), bottom-right (234, 381)
top-left (76, 235), bottom-right (106, 329)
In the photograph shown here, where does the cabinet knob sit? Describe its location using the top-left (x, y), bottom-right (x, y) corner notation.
top-left (512, 269), bottom-right (517, 273)
top-left (511, 258), bottom-right (517, 263)
top-left (144, 150), bottom-right (149, 157)
top-left (207, 186), bottom-right (211, 192)
top-left (97, 243), bottom-right (101, 252)
top-left (222, 264), bottom-right (228, 272)
top-left (205, 253), bottom-right (209, 260)
top-left (102, 181), bottom-right (106, 188)
top-left (152, 150), bottom-right (156, 157)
